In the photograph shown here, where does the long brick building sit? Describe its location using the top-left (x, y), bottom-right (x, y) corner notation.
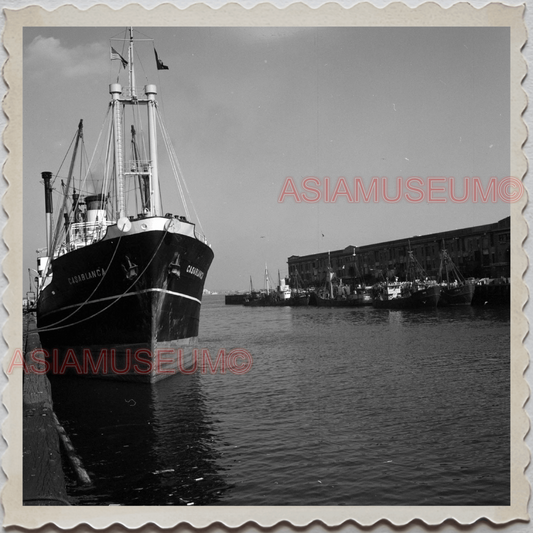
top-left (288, 216), bottom-right (510, 287)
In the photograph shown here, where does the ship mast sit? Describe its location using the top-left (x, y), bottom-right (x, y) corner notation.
top-left (110, 84), bottom-right (126, 221)
top-left (111, 27), bottom-right (162, 227)
top-left (146, 83), bottom-right (162, 216)
top-left (128, 27), bottom-right (136, 100)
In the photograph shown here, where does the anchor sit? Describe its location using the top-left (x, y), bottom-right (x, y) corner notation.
top-left (122, 255), bottom-right (139, 281)
top-left (168, 253), bottom-right (181, 278)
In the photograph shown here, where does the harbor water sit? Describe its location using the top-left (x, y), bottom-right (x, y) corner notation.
top-left (49, 295), bottom-right (510, 506)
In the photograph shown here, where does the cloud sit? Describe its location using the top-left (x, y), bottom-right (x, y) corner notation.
top-left (26, 36), bottom-right (107, 79)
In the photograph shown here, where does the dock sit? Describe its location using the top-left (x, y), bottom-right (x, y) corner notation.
top-left (225, 293), bottom-right (248, 305)
top-left (22, 313), bottom-right (70, 506)
top-left (472, 281), bottom-right (510, 306)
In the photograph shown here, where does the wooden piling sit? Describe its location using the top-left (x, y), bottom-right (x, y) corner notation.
top-left (22, 313), bottom-right (70, 506)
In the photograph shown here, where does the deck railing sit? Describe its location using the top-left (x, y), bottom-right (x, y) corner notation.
top-left (68, 221), bottom-right (114, 251)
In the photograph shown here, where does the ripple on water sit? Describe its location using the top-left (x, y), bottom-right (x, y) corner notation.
top-left (50, 297), bottom-right (509, 505)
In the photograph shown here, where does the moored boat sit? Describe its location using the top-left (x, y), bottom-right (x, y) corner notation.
top-left (311, 263), bottom-right (372, 307)
top-left (286, 268), bottom-right (310, 306)
top-left (243, 267), bottom-right (294, 307)
top-left (437, 247), bottom-right (475, 306)
top-left (372, 250), bottom-right (440, 309)
top-left (36, 28), bottom-right (214, 383)
top-left (312, 289), bottom-right (369, 307)
top-left (439, 283), bottom-right (475, 306)
top-left (287, 292), bottom-right (310, 306)
top-left (372, 282), bottom-right (440, 309)
top-left (225, 293), bottom-right (248, 305)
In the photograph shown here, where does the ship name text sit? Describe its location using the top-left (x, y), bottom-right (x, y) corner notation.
top-left (68, 267), bottom-right (105, 285)
top-left (186, 265), bottom-right (204, 280)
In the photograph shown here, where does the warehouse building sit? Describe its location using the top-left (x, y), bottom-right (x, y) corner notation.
top-left (288, 216), bottom-right (510, 287)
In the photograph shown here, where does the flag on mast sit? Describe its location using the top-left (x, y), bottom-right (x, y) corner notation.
top-left (154, 49), bottom-right (169, 70)
top-left (110, 47), bottom-right (128, 68)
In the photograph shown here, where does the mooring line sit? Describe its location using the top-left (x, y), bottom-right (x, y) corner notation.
top-left (52, 412), bottom-right (92, 486)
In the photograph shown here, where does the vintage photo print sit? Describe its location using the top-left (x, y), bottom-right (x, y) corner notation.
top-left (1, 1), bottom-right (529, 529)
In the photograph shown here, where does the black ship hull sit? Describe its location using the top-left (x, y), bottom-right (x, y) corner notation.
top-left (225, 294), bottom-right (248, 305)
top-left (311, 291), bottom-right (372, 307)
top-left (438, 283), bottom-right (475, 306)
top-left (243, 293), bottom-right (310, 307)
top-left (372, 284), bottom-right (440, 309)
top-left (243, 297), bottom-right (286, 307)
top-left (287, 294), bottom-right (310, 306)
top-left (37, 221), bottom-right (214, 382)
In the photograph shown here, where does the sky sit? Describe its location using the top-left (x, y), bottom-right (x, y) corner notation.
top-left (23, 26), bottom-right (510, 292)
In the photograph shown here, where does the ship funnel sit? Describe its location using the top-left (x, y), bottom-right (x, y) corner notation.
top-left (41, 171), bottom-right (53, 257)
top-left (85, 194), bottom-right (107, 224)
top-left (42, 171), bottom-right (53, 214)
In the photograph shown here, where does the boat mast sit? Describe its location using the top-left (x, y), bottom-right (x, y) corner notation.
top-left (328, 251), bottom-right (334, 298)
top-left (130, 27), bottom-right (162, 216)
top-left (63, 120), bottom-right (84, 239)
top-left (264, 264), bottom-right (270, 294)
top-left (128, 27), bottom-right (136, 100)
top-left (439, 240), bottom-right (449, 287)
top-left (131, 125), bottom-right (150, 211)
top-left (110, 82), bottom-right (125, 220)
top-left (146, 83), bottom-right (162, 216)
top-left (111, 27), bottom-right (162, 223)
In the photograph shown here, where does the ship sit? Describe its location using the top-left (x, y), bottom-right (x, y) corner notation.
top-left (35, 28), bottom-right (214, 383)
top-left (285, 268), bottom-right (310, 306)
top-left (243, 267), bottom-right (289, 307)
top-left (310, 253), bottom-right (372, 307)
top-left (311, 268), bottom-right (362, 307)
top-left (243, 274), bottom-right (269, 307)
top-left (437, 247), bottom-right (475, 306)
top-left (372, 250), bottom-right (440, 309)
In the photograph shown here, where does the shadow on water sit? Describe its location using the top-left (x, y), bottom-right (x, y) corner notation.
top-left (49, 372), bottom-right (231, 505)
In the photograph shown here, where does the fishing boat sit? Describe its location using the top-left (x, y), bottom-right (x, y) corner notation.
top-left (311, 268), bottom-right (360, 307)
top-left (243, 275), bottom-right (266, 307)
top-left (437, 247), bottom-right (475, 306)
top-left (36, 28), bottom-right (214, 382)
top-left (243, 266), bottom-right (289, 306)
top-left (372, 250), bottom-right (440, 309)
top-left (349, 251), bottom-right (373, 306)
top-left (286, 269), bottom-right (310, 306)
top-left (311, 253), bottom-right (372, 307)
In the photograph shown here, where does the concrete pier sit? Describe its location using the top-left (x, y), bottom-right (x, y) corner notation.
top-left (22, 313), bottom-right (70, 506)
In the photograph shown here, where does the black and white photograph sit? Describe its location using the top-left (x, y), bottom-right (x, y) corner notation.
top-left (1, 0), bottom-right (530, 529)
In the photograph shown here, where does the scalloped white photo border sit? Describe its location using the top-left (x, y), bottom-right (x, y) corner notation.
top-left (1, 2), bottom-right (529, 529)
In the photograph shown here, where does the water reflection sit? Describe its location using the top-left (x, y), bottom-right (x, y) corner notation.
top-left (49, 296), bottom-right (510, 506)
top-left (50, 372), bottom-right (229, 505)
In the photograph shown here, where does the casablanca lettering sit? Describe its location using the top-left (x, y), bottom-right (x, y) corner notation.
top-left (68, 267), bottom-right (105, 285)
top-left (186, 265), bottom-right (204, 279)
